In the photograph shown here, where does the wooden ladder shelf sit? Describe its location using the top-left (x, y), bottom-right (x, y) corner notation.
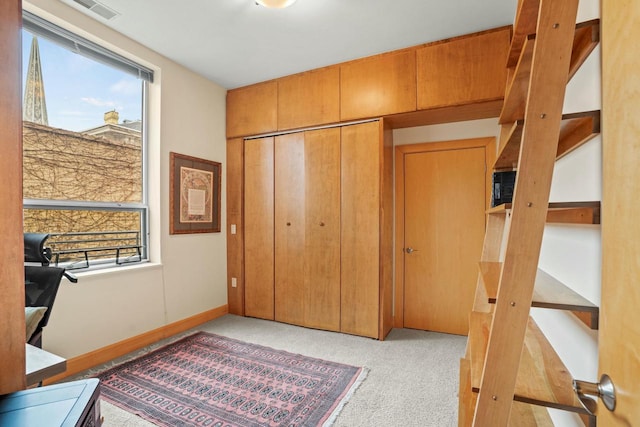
top-left (458, 0), bottom-right (602, 425)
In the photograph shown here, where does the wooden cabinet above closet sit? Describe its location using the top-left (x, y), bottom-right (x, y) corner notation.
top-left (227, 81), bottom-right (277, 138)
top-left (226, 26), bottom-right (511, 138)
top-left (416, 27), bottom-right (510, 110)
top-left (340, 50), bottom-right (417, 121)
top-left (277, 67), bottom-right (340, 130)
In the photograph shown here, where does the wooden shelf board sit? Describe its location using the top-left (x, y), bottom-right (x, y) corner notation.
top-left (494, 110), bottom-right (600, 170)
top-left (568, 20), bottom-right (600, 81)
top-left (500, 36), bottom-right (534, 124)
top-left (511, 401), bottom-right (554, 427)
top-left (507, 0), bottom-right (540, 68)
top-left (461, 355), bottom-right (553, 426)
top-left (469, 312), bottom-right (589, 414)
top-left (556, 110), bottom-right (601, 160)
top-left (459, 358), bottom-right (476, 426)
top-left (500, 21), bottom-right (600, 124)
top-left (487, 201), bottom-right (601, 225)
top-left (479, 262), bottom-right (599, 329)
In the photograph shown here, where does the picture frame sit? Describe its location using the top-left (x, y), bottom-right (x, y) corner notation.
top-left (169, 152), bottom-right (221, 234)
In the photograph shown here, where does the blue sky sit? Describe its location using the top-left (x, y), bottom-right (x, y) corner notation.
top-left (22, 30), bottom-right (142, 132)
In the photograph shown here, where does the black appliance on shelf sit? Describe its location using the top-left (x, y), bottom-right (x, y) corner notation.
top-left (491, 171), bottom-right (516, 207)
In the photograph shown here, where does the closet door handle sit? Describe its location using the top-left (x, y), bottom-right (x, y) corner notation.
top-left (319, 222), bottom-right (325, 227)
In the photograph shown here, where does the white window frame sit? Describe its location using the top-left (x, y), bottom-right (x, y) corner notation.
top-left (22, 11), bottom-right (152, 270)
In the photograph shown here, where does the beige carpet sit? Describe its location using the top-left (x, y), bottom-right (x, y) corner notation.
top-left (78, 314), bottom-right (466, 426)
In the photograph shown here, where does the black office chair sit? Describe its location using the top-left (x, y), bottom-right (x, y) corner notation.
top-left (24, 233), bottom-right (77, 348)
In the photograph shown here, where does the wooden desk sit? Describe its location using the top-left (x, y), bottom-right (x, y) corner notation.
top-left (26, 344), bottom-right (66, 386)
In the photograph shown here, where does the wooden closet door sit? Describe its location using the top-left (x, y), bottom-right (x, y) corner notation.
top-left (274, 132), bottom-right (305, 325)
top-left (304, 128), bottom-right (341, 331)
top-left (341, 122), bottom-right (380, 338)
top-left (244, 137), bottom-right (274, 320)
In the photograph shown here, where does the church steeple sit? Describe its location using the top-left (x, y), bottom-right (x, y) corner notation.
top-left (23, 36), bottom-right (49, 125)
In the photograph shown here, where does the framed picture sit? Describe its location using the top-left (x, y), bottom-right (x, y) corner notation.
top-left (170, 152), bottom-right (221, 234)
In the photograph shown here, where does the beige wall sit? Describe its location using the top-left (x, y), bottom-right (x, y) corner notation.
top-left (24, 0), bottom-right (228, 358)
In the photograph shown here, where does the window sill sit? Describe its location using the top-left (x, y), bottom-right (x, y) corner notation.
top-left (69, 261), bottom-right (162, 280)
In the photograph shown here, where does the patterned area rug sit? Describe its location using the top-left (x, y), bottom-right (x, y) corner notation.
top-left (97, 332), bottom-right (367, 427)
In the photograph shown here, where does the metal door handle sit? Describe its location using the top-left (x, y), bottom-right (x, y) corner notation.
top-left (573, 374), bottom-right (616, 414)
top-left (405, 247), bottom-right (418, 254)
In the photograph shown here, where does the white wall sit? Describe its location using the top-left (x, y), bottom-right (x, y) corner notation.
top-left (24, 0), bottom-right (228, 358)
top-left (393, 1), bottom-right (601, 424)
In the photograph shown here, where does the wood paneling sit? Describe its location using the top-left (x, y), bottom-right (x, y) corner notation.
top-left (274, 133), bottom-right (306, 325)
top-left (340, 122), bottom-right (380, 338)
top-left (244, 137), bottom-right (275, 320)
top-left (0, 0), bottom-right (26, 395)
top-left (226, 138), bottom-right (244, 315)
top-left (227, 81), bottom-right (277, 138)
top-left (278, 67), bottom-right (340, 130)
top-left (600, 0), bottom-right (640, 422)
top-left (303, 128), bottom-right (341, 331)
top-left (340, 50), bottom-right (416, 121)
top-left (417, 27), bottom-right (510, 110)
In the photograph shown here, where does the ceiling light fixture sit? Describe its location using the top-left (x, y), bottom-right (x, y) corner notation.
top-left (255, 0), bottom-right (297, 9)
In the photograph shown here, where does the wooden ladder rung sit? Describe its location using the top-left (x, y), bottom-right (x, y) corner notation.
top-left (469, 312), bottom-right (589, 414)
top-left (501, 20), bottom-right (600, 124)
top-left (487, 201), bottom-right (601, 225)
top-left (495, 111), bottom-right (601, 170)
top-left (479, 262), bottom-right (599, 329)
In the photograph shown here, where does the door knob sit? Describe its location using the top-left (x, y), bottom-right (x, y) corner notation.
top-left (573, 374), bottom-right (616, 414)
top-left (405, 247), bottom-right (418, 254)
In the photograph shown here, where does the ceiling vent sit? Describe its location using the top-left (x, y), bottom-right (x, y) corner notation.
top-left (71, 0), bottom-right (119, 20)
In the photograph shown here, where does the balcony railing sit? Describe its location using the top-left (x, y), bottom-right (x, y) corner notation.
top-left (47, 230), bottom-right (143, 270)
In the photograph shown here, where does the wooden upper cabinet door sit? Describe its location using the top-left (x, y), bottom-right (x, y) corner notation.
top-left (278, 67), bottom-right (340, 131)
top-left (417, 27), bottom-right (510, 110)
top-left (227, 81), bottom-right (277, 138)
top-left (244, 137), bottom-right (275, 320)
top-left (340, 122), bottom-right (381, 339)
top-left (303, 127), bottom-right (341, 332)
top-left (340, 50), bottom-right (417, 121)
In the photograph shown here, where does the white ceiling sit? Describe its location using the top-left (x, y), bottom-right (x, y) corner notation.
top-left (61, 0), bottom-right (517, 89)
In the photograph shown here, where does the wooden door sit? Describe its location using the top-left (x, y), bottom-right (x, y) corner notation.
top-left (403, 146), bottom-right (485, 335)
top-left (599, 1), bottom-right (640, 422)
top-left (244, 137), bottom-right (274, 320)
top-left (303, 128), bottom-right (341, 331)
top-left (274, 132), bottom-right (305, 325)
top-left (341, 122), bottom-right (380, 338)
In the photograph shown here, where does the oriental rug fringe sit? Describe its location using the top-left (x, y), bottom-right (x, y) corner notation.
top-left (96, 332), bottom-right (367, 427)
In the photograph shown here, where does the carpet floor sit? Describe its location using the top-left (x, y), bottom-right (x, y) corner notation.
top-left (73, 314), bottom-right (467, 427)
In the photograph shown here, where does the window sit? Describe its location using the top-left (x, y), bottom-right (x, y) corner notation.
top-left (22, 11), bottom-right (153, 270)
